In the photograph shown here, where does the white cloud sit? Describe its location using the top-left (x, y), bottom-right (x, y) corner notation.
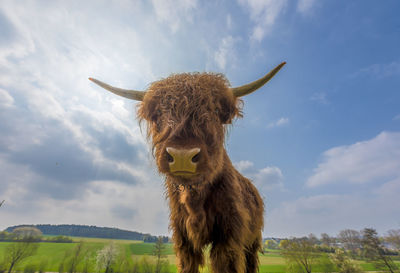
top-left (226, 14), bottom-right (233, 29)
top-left (0, 176), bottom-right (169, 235)
top-left (307, 131), bottom-right (400, 187)
top-left (253, 166), bottom-right (284, 192)
top-left (352, 61), bottom-right (400, 79)
top-left (310, 92), bottom-right (328, 105)
top-left (234, 161), bottom-right (284, 194)
top-left (214, 36), bottom-right (236, 70)
top-left (151, 0), bottom-right (197, 32)
top-left (0, 157), bottom-right (36, 207)
top-left (74, 180), bottom-right (168, 234)
top-left (234, 160), bottom-right (254, 172)
top-left (374, 177), bottom-right (400, 197)
top-left (393, 114), bottom-right (400, 121)
top-left (267, 175), bottom-right (400, 237)
top-left (0, 2), bottom-right (170, 233)
top-left (0, 0), bottom-right (247, 235)
top-left (266, 189), bottom-right (400, 237)
top-left (297, 0), bottom-right (317, 15)
top-left (267, 117), bottom-right (289, 128)
top-left (237, 0), bottom-right (287, 41)
top-left (0, 88), bottom-right (14, 107)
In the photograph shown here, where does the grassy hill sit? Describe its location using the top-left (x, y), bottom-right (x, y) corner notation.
top-left (1, 237), bottom-right (399, 272)
top-left (0, 238), bottom-right (176, 272)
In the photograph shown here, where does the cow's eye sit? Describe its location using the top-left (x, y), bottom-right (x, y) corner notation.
top-left (218, 97), bottom-right (236, 124)
top-left (150, 110), bottom-right (161, 122)
top-left (154, 119), bottom-right (162, 132)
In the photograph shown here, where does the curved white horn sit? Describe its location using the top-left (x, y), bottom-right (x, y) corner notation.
top-left (89, 78), bottom-right (145, 101)
top-left (230, 62), bottom-right (286, 97)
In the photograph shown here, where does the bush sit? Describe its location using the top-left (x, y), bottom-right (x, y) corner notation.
top-left (47, 235), bottom-right (73, 243)
top-left (58, 261), bottom-right (64, 273)
top-left (318, 253), bottom-right (335, 273)
top-left (138, 256), bottom-right (154, 272)
top-left (0, 261), bottom-right (6, 273)
top-left (331, 249), bottom-right (363, 273)
top-left (23, 264), bottom-right (36, 273)
top-left (81, 254), bottom-right (94, 273)
top-left (38, 259), bottom-right (48, 273)
top-left (316, 245), bottom-right (336, 253)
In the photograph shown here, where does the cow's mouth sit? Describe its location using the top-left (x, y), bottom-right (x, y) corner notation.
top-left (171, 171), bottom-right (198, 178)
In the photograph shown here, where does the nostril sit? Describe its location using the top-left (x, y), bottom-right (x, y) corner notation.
top-left (166, 152), bottom-right (174, 163)
top-left (191, 152), bottom-right (200, 163)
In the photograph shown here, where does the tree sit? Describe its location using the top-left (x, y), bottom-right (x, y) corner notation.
top-left (81, 253), bottom-right (94, 273)
top-left (64, 241), bottom-right (86, 273)
top-left (58, 261), bottom-right (64, 273)
top-left (279, 239), bottom-right (289, 249)
top-left (38, 259), bottom-right (47, 273)
top-left (96, 242), bottom-right (119, 273)
top-left (264, 239), bottom-right (278, 250)
top-left (138, 256), bottom-right (154, 273)
top-left (318, 253), bottom-right (335, 273)
top-left (112, 255), bottom-right (132, 273)
top-left (331, 249), bottom-right (362, 273)
top-left (4, 239), bottom-right (39, 273)
top-left (0, 231), bottom-right (11, 241)
top-left (308, 233), bottom-right (319, 245)
top-left (281, 238), bottom-right (320, 273)
top-left (385, 229), bottom-right (400, 250)
top-left (338, 229), bottom-right (361, 256)
top-left (23, 264), bottom-right (36, 273)
top-left (131, 259), bottom-right (140, 273)
top-left (12, 226), bottom-right (42, 241)
top-left (361, 228), bottom-right (398, 273)
top-left (153, 236), bottom-right (170, 273)
top-left (321, 233), bottom-right (334, 247)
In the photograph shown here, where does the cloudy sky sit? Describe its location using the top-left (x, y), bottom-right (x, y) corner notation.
top-left (0, 0), bottom-right (399, 238)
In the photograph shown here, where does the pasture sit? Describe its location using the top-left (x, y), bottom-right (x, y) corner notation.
top-left (0, 237), bottom-right (399, 272)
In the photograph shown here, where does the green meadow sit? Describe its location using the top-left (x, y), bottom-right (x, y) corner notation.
top-left (0, 238), bottom-right (177, 272)
top-left (0, 238), bottom-right (399, 272)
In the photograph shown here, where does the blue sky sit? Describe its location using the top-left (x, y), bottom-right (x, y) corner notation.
top-left (0, 0), bottom-right (399, 238)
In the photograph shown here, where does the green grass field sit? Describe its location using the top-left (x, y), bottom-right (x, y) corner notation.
top-left (0, 239), bottom-right (399, 272)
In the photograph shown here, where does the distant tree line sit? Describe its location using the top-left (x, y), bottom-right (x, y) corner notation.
top-left (2, 224), bottom-right (171, 244)
top-left (144, 235), bottom-right (169, 243)
top-left (5, 224), bottom-right (166, 241)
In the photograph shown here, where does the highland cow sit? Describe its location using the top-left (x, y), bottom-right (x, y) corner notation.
top-left (89, 62), bottom-right (285, 273)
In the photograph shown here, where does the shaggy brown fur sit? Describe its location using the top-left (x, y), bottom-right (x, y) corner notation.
top-left (137, 73), bottom-right (264, 273)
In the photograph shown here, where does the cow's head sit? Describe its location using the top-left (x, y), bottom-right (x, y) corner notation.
top-left (89, 62), bottom-right (285, 184)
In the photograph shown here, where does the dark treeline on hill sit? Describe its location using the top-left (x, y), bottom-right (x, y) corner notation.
top-left (5, 224), bottom-right (169, 242)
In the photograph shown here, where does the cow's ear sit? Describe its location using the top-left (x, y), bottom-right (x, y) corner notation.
top-left (218, 96), bottom-right (239, 124)
top-left (138, 98), bottom-right (160, 123)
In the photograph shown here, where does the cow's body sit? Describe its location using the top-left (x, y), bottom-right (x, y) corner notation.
top-left (89, 62), bottom-right (285, 273)
top-left (167, 151), bottom-right (264, 273)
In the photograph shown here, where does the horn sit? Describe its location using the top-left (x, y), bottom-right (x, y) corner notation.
top-left (89, 78), bottom-right (146, 101)
top-left (230, 62), bottom-right (286, 97)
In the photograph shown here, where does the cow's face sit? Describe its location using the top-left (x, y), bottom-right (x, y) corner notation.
top-left (138, 73), bottom-right (241, 184)
top-left (89, 62), bottom-right (285, 183)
